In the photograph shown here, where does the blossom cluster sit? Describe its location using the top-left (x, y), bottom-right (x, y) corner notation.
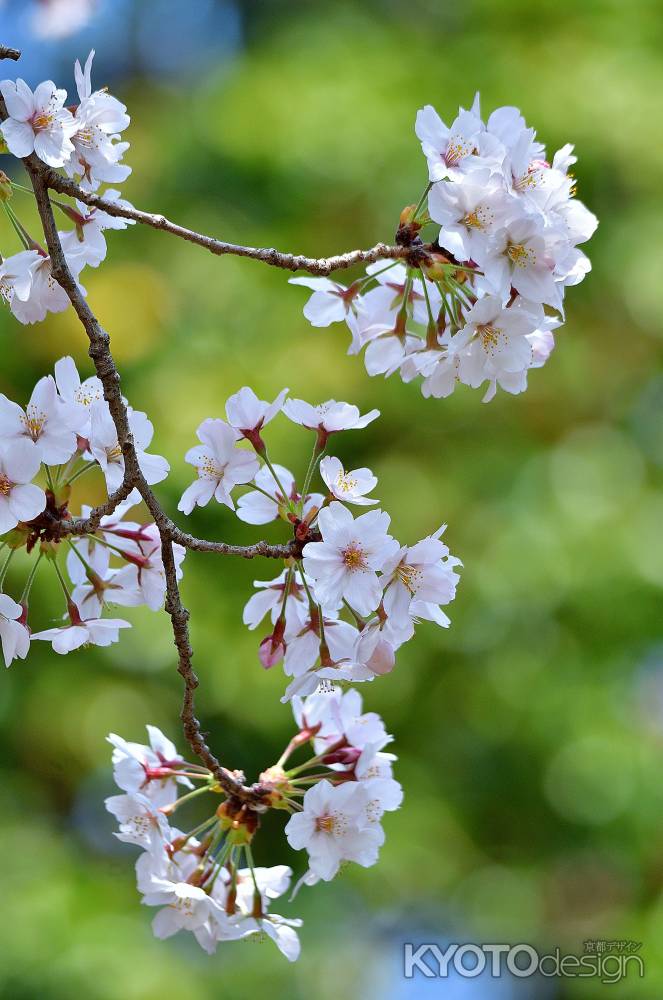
top-left (290, 95), bottom-right (597, 402)
top-left (178, 386), bottom-right (461, 701)
top-left (0, 355), bottom-right (176, 664)
top-left (105, 686), bottom-right (401, 961)
top-left (0, 51), bottom-right (132, 323)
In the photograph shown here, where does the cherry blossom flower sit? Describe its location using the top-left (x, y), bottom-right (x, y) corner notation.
top-left (283, 605), bottom-right (356, 680)
top-left (0, 250), bottom-right (38, 310)
top-left (302, 501), bottom-right (399, 616)
top-left (0, 593), bottom-right (30, 668)
top-left (151, 883), bottom-right (216, 942)
top-left (88, 402), bottom-right (170, 494)
top-left (225, 386), bottom-right (288, 440)
top-left (0, 441), bottom-right (45, 534)
top-left (427, 173), bottom-right (510, 262)
top-left (283, 398), bottom-right (379, 447)
top-left (107, 725), bottom-right (192, 805)
top-left (475, 216), bottom-right (564, 308)
top-left (65, 51), bottom-right (131, 191)
top-left (237, 463), bottom-right (296, 524)
top-left (319, 456), bottom-right (378, 506)
top-left (0, 375), bottom-right (78, 465)
top-left (32, 610), bottom-right (131, 654)
top-left (53, 355), bottom-right (103, 438)
top-left (305, 686), bottom-right (390, 753)
top-left (110, 523), bottom-right (185, 612)
top-left (285, 779), bottom-right (383, 881)
top-left (353, 627), bottom-right (397, 676)
top-left (382, 526), bottom-right (461, 634)
top-left (415, 100), bottom-right (492, 182)
top-left (8, 246), bottom-right (87, 325)
top-left (178, 418), bottom-right (259, 514)
top-left (60, 191), bottom-right (134, 268)
top-left (66, 537), bottom-right (140, 618)
top-left (218, 866), bottom-right (302, 961)
top-left (453, 296), bottom-right (536, 396)
top-left (0, 78), bottom-right (76, 166)
top-left (242, 569), bottom-right (309, 631)
top-left (288, 276), bottom-right (362, 327)
top-left (355, 744), bottom-right (404, 822)
top-left (105, 791), bottom-right (171, 852)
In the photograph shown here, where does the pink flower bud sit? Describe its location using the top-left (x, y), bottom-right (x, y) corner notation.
top-left (259, 635), bottom-right (285, 669)
top-left (365, 637), bottom-right (396, 676)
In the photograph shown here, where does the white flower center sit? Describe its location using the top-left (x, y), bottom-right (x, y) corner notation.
top-left (127, 812), bottom-right (153, 837)
top-left (342, 542), bottom-right (367, 572)
top-left (514, 168), bottom-right (542, 192)
top-left (74, 125), bottom-right (100, 150)
top-left (173, 896), bottom-right (196, 919)
top-left (366, 798), bottom-right (383, 823)
top-left (476, 323), bottom-right (504, 356)
top-left (335, 472), bottom-right (358, 494)
top-left (445, 137), bottom-right (473, 166)
top-left (396, 563), bottom-right (422, 596)
top-left (76, 385), bottom-right (102, 407)
top-left (315, 810), bottom-right (347, 836)
top-left (462, 205), bottom-right (493, 230)
top-left (21, 406), bottom-right (46, 441)
top-left (199, 457), bottom-right (224, 481)
top-left (31, 111), bottom-right (55, 132)
top-left (506, 242), bottom-right (535, 268)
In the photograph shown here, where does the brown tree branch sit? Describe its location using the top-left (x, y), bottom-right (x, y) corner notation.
top-left (29, 161), bottom-right (426, 274)
top-left (24, 157), bottom-right (270, 807)
top-left (62, 512), bottom-right (300, 560)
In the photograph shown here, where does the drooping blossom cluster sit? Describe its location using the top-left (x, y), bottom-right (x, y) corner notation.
top-left (0, 356), bottom-right (176, 664)
top-left (105, 685), bottom-right (401, 960)
top-left (178, 387), bottom-right (461, 701)
top-left (290, 95), bottom-right (597, 401)
top-left (0, 51), bottom-right (132, 323)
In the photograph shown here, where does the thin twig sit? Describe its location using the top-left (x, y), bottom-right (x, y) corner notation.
top-left (20, 161), bottom-right (429, 274)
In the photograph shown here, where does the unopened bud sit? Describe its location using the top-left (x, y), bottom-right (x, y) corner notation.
top-left (422, 253), bottom-right (452, 282)
top-left (259, 635), bottom-right (285, 669)
top-left (400, 204), bottom-right (417, 225)
top-left (0, 170), bottom-right (12, 203)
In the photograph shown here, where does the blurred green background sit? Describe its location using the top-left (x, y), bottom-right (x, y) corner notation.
top-left (0, 1), bottom-right (662, 997)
